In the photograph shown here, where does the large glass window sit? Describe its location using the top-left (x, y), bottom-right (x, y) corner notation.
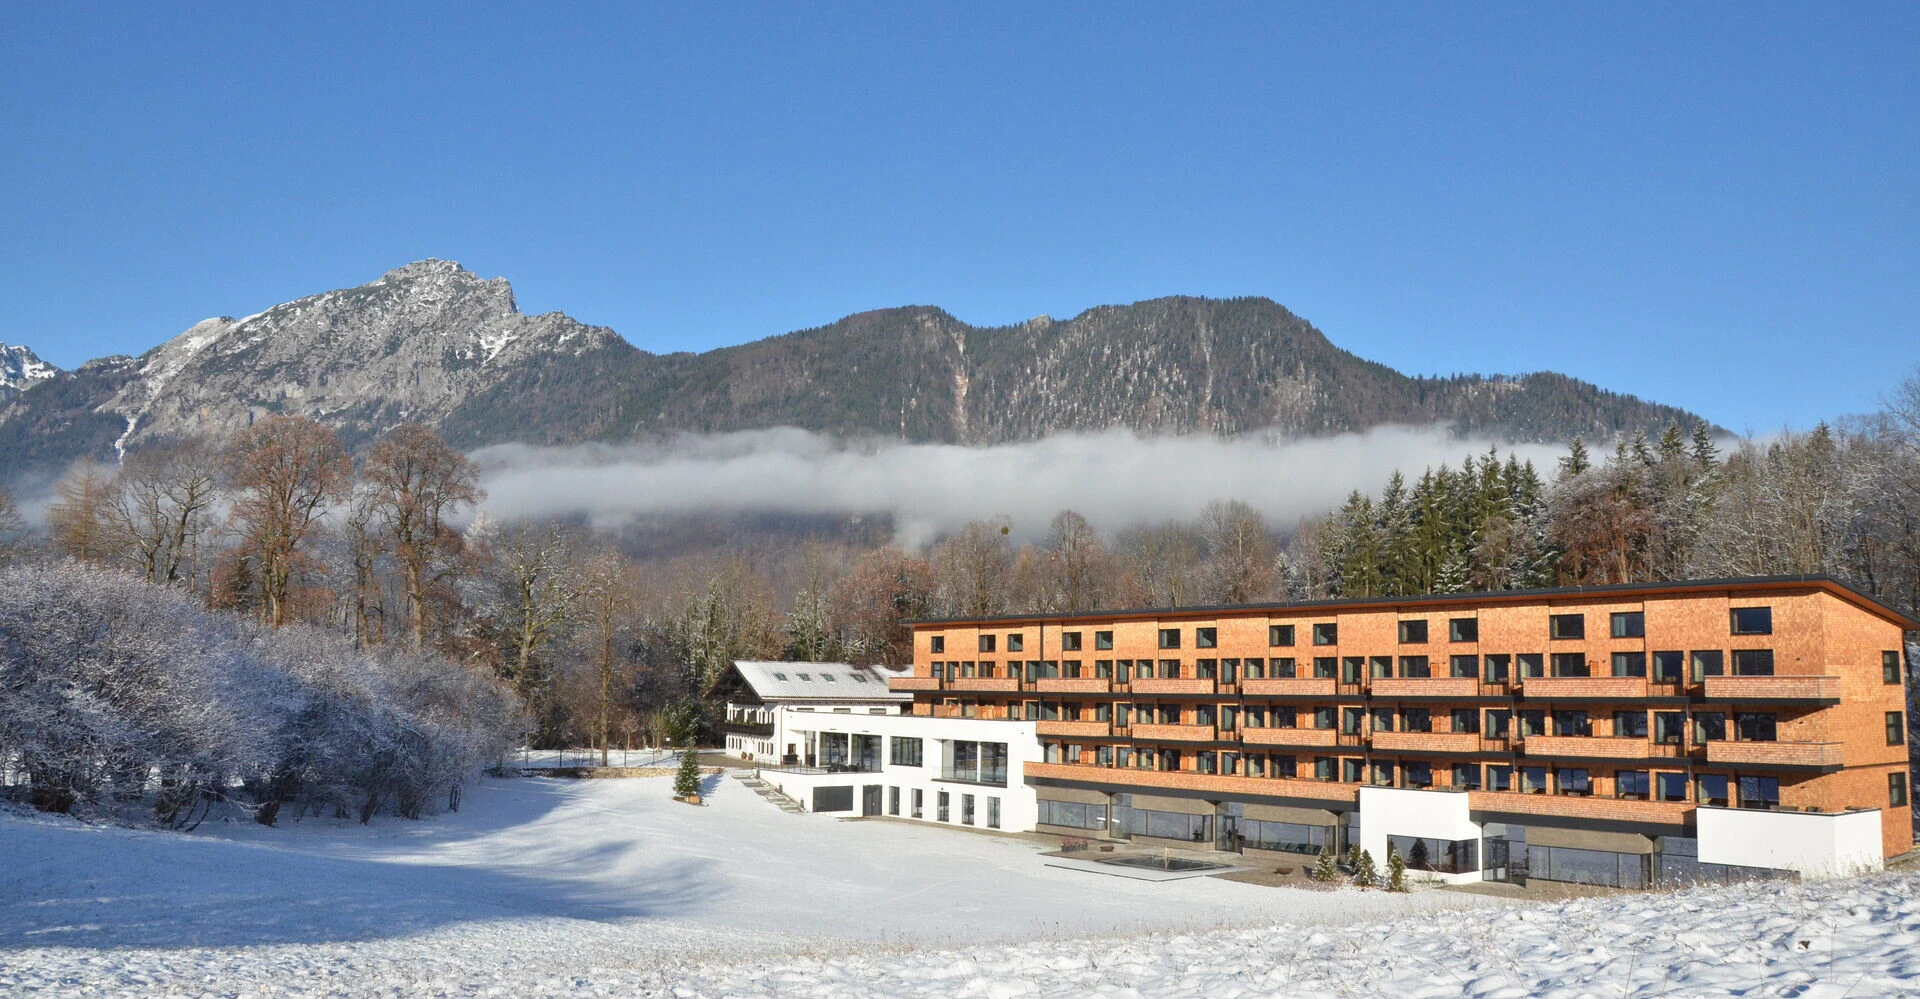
top-left (1886, 651), bottom-right (1904, 685)
top-left (1614, 711), bottom-right (1649, 738)
top-left (1127, 808), bottom-right (1212, 844)
top-left (1888, 712), bottom-right (1906, 746)
top-left (1617, 770), bottom-right (1650, 799)
top-left (1242, 819), bottom-right (1333, 855)
top-left (1735, 713), bottom-right (1776, 742)
top-left (1389, 835), bottom-right (1478, 874)
top-left (1095, 630), bottom-right (1114, 650)
top-left (1269, 624), bottom-right (1295, 647)
top-left (1655, 772), bottom-right (1688, 802)
top-left (1449, 618), bottom-right (1479, 642)
top-left (1549, 614), bottom-right (1585, 640)
top-left (1737, 776), bottom-right (1780, 809)
top-left (1483, 654), bottom-right (1511, 682)
top-left (1451, 654), bottom-right (1479, 678)
top-left (1556, 768), bottom-right (1591, 795)
top-left (1400, 655), bottom-right (1431, 678)
top-left (1730, 607), bottom-right (1773, 635)
top-left (1398, 620), bottom-right (1429, 643)
top-left (1312, 622), bottom-right (1338, 645)
top-left (1553, 710), bottom-right (1590, 737)
top-left (1732, 649), bottom-right (1775, 676)
top-left (1550, 652), bottom-right (1590, 677)
top-left (1530, 845), bottom-right (1648, 888)
top-left (1452, 763), bottom-right (1481, 789)
top-left (944, 740), bottom-right (1009, 785)
top-left (1652, 650), bottom-right (1685, 682)
top-left (1518, 653), bottom-right (1545, 678)
top-left (1611, 652), bottom-right (1647, 677)
top-left (889, 736), bottom-right (924, 767)
top-left (1158, 628), bottom-right (1181, 649)
top-left (1610, 611), bottom-right (1646, 638)
top-left (1891, 772), bottom-right (1909, 808)
top-left (1696, 773), bottom-right (1730, 806)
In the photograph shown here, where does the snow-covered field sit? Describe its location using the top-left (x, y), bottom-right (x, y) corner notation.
top-left (2, 772), bottom-right (1916, 997)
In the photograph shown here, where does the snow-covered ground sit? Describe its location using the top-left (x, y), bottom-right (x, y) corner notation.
top-left (2, 772), bottom-right (1916, 997)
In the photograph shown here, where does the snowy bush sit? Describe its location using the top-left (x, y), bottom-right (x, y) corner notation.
top-left (0, 561), bottom-right (522, 827)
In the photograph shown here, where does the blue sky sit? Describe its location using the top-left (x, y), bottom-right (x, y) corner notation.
top-left (3, 4), bottom-right (1914, 432)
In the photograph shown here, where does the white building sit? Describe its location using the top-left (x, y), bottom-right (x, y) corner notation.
top-left (718, 660), bottom-right (910, 761)
top-left (755, 711), bottom-right (1044, 833)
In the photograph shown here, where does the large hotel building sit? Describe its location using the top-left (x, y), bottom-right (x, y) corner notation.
top-left (883, 575), bottom-right (1914, 886)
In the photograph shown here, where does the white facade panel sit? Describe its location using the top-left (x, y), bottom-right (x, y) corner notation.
top-left (1695, 806), bottom-right (1884, 878)
top-left (1355, 787), bottom-right (1483, 884)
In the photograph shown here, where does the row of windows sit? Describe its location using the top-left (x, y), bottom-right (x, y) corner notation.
top-left (929, 648), bottom-right (1901, 684)
top-left (932, 606), bottom-right (1805, 655)
top-left (884, 786), bottom-right (1003, 828)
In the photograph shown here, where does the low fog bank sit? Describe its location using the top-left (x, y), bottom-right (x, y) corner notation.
top-left (472, 427), bottom-right (1565, 548)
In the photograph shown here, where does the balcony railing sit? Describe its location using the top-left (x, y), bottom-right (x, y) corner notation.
top-left (1701, 675), bottom-right (1843, 703)
top-left (1128, 677), bottom-right (1217, 695)
top-left (1520, 676), bottom-right (1648, 699)
top-left (1128, 722), bottom-right (1219, 742)
top-left (759, 761), bottom-right (882, 775)
top-left (1036, 719), bottom-right (1112, 738)
top-left (1240, 726), bottom-right (1338, 748)
top-left (947, 676), bottom-right (1022, 692)
top-left (1034, 676), bottom-right (1114, 694)
top-left (1370, 677), bottom-right (1479, 699)
top-left (1370, 730), bottom-right (1483, 754)
top-left (1238, 677), bottom-right (1336, 697)
top-left (1020, 762), bottom-right (1360, 802)
top-left (1706, 740), bottom-right (1845, 769)
top-left (1521, 735), bottom-right (1654, 760)
top-left (890, 676), bottom-right (942, 692)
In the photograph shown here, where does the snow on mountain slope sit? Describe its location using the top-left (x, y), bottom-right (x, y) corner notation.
top-left (0, 343), bottom-right (57, 395)
top-left (3, 774), bottom-right (1915, 997)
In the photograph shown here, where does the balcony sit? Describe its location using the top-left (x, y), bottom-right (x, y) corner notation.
top-left (1240, 726), bottom-right (1338, 748)
top-left (1128, 723), bottom-right (1219, 743)
top-left (890, 676), bottom-right (942, 692)
top-left (1021, 762), bottom-right (1360, 803)
top-left (1238, 677), bottom-right (1336, 697)
top-left (948, 676), bottom-right (1021, 692)
top-left (1370, 731), bottom-right (1483, 755)
top-left (1706, 741), bottom-right (1845, 769)
top-left (1521, 676), bottom-right (1648, 700)
top-left (1035, 676), bottom-right (1114, 694)
top-left (1370, 677), bottom-right (1479, 699)
top-left (1701, 675), bottom-right (1842, 703)
top-left (722, 719), bottom-right (776, 737)
top-left (1521, 735), bottom-right (1654, 760)
top-left (1128, 677), bottom-right (1216, 695)
top-left (1467, 790), bottom-right (1690, 824)
top-left (1036, 719), bottom-right (1111, 738)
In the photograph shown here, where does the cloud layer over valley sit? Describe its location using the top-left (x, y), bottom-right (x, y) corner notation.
top-left (473, 427), bottom-right (1567, 547)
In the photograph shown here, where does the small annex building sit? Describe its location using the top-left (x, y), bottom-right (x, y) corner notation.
top-left (719, 660), bottom-right (911, 763)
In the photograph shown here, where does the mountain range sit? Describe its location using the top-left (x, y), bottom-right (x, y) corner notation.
top-left (0, 260), bottom-right (1712, 482)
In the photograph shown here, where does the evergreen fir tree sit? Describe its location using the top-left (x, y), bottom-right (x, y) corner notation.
top-left (1353, 847), bottom-right (1379, 887)
top-left (1386, 843), bottom-right (1409, 892)
top-left (1689, 421), bottom-right (1720, 470)
top-left (1561, 437), bottom-right (1591, 477)
top-left (1345, 843), bottom-right (1362, 875)
top-left (1435, 543), bottom-right (1471, 594)
top-left (1311, 845), bottom-right (1339, 882)
top-left (674, 739), bottom-right (702, 799)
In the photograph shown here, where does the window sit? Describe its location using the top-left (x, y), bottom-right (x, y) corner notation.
top-left (1195, 627), bottom-right (1217, 648)
top-left (1449, 618), bottom-right (1478, 642)
top-left (1550, 614), bottom-right (1585, 640)
top-left (1342, 707), bottom-right (1366, 734)
top-left (888, 786), bottom-right (900, 815)
top-left (1364, 655), bottom-right (1388, 679)
top-left (1241, 817), bottom-right (1332, 855)
top-left (1518, 709), bottom-right (1546, 737)
top-left (1312, 706), bottom-right (1335, 730)
top-left (1403, 708), bottom-right (1432, 733)
top-left (1652, 650), bottom-right (1684, 682)
top-left (852, 674), bottom-right (869, 683)
top-left (1654, 711), bottom-right (1686, 744)
top-left (774, 672), bottom-right (789, 681)
top-left (1696, 774), bottom-right (1730, 807)
top-left (1269, 624), bottom-right (1295, 647)
top-left (1221, 658), bottom-right (1239, 684)
top-left (1695, 712), bottom-right (1727, 742)
top-left (1314, 756), bottom-right (1337, 781)
top-left (1655, 772), bottom-right (1688, 802)
top-left (1486, 765), bottom-right (1513, 792)
top-left (1886, 651), bottom-right (1904, 685)
top-left (1402, 760), bottom-right (1433, 788)
top-left (1452, 763), bottom-right (1481, 790)
top-left (1451, 708), bottom-right (1480, 734)
top-left (1691, 649), bottom-right (1725, 680)
top-left (890, 736), bottom-right (924, 766)
top-left (1158, 659), bottom-right (1179, 678)
top-left (1550, 652), bottom-right (1590, 677)
top-left (1737, 776), bottom-right (1780, 810)
top-left (1400, 656), bottom-right (1431, 678)
top-left (912, 788), bottom-right (923, 818)
top-left (1195, 658), bottom-right (1217, 679)
top-left (987, 796), bottom-right (1001, 829)
top-left (1450, 654), bottom-right (1479, 678)
top-left (1732, 649), bottom-right (1775, 676)
top-left (1610, 611), bottom-right (1645, 639)
top-left (1061, 631), bottom-right (1082, 652)
top-left (1370, 707), bottom-right (1395, 733)
top-left (1483, 654), bottom-right (1511, 682)
top-left (1520, 766), bottom-right (1548, 794)
top-left (1892, 772), bottom-right (1910, 809)
top-left (1387, 834), bottom-right (1478, 874)
top-left (1888, 712), bottom-right (1906, 746)
top-left (930, 636), bottom-right (945, 653)
top-left (978, 635), bottom-right (996, 653)
top-left (1246, 656), bottom-right (1269, 678)
top-left (1730, 607), bottom-right (1773, 635)
top-left (961, 794), bottom-right (975, 825)
top-left (1518, 653), bottom-right (1545, 678)
top-left (1559, 768), bottom-right (1593, 796)
top-left (937, 791), bottom-right (950, 822)
top-left (944, 741), bottom-right (1009, 785)
top-left (1735, 713), bottom-right (1776, 742)
top-left (1398, 620), bottom-right (1429, 643)
top-left (1158, 628), bottom-right (1181, 649)
top-left (1485, 709), bottom-right (1511, 738)
top-left (1312, 622), bottom-right (1338, 645)
top-left (1095, 659), bottom-right (1113, 678)
top-left (1611, 652), bottom-right (1647, 677)
top-left (1617, 770), bottom-right (1650, 799)
top-left (1371, 761), bottom-right (1396, 786)
top-left (1554, 710), bottom-right (1591, 737)
top-left (798, 672), bottom-right (812, 681)
top-left (1007, 634), bottom-right (1024, 652)
top-left (822, 674), bottom-right (836, 682)
top-left (1095, 630), bottom-right (1114, 650)
top-left (1614, 711), bottom-right (1649, 738)
top-left (1312, 656), bottom-right (1338, 679)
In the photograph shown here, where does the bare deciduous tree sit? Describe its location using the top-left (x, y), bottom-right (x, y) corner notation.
top-left (224, 416), bottom-right (353, 628)
top-left (363, 425), bottom-right (484, 649)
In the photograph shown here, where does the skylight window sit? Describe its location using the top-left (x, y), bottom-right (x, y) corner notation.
top-left (823, 674), bottom-right (836, 682)
top-left (798, 673), bottom-right (812, 681)
top-left (851, 674), bottom-right (868, 683)
top-left (774, 672), bottom-right (788, 680)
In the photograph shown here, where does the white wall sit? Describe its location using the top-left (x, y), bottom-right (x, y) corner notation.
top-left (1355, 787), bottom-right (1483, 885)
top-left (758, 713), bottom-right (1042, 833)
top-left (1696, 807), bottom-right (1884, 878)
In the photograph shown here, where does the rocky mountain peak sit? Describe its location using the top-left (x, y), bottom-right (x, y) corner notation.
top-left (0, 344), bottom-right (58, 393)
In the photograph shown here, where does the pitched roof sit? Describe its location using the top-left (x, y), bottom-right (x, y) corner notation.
top-left (730, 660), bottom-right (912, 702)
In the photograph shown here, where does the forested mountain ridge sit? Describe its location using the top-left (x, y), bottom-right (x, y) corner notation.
top-left (0, 261), bottom-right (1712, 479)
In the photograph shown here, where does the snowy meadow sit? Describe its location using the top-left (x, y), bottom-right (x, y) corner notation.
top-left (4, 773), bottom-right (1919, 997)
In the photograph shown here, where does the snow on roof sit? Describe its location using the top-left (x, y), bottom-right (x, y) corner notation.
top-left (731, 660), bottom-right (911, 702)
